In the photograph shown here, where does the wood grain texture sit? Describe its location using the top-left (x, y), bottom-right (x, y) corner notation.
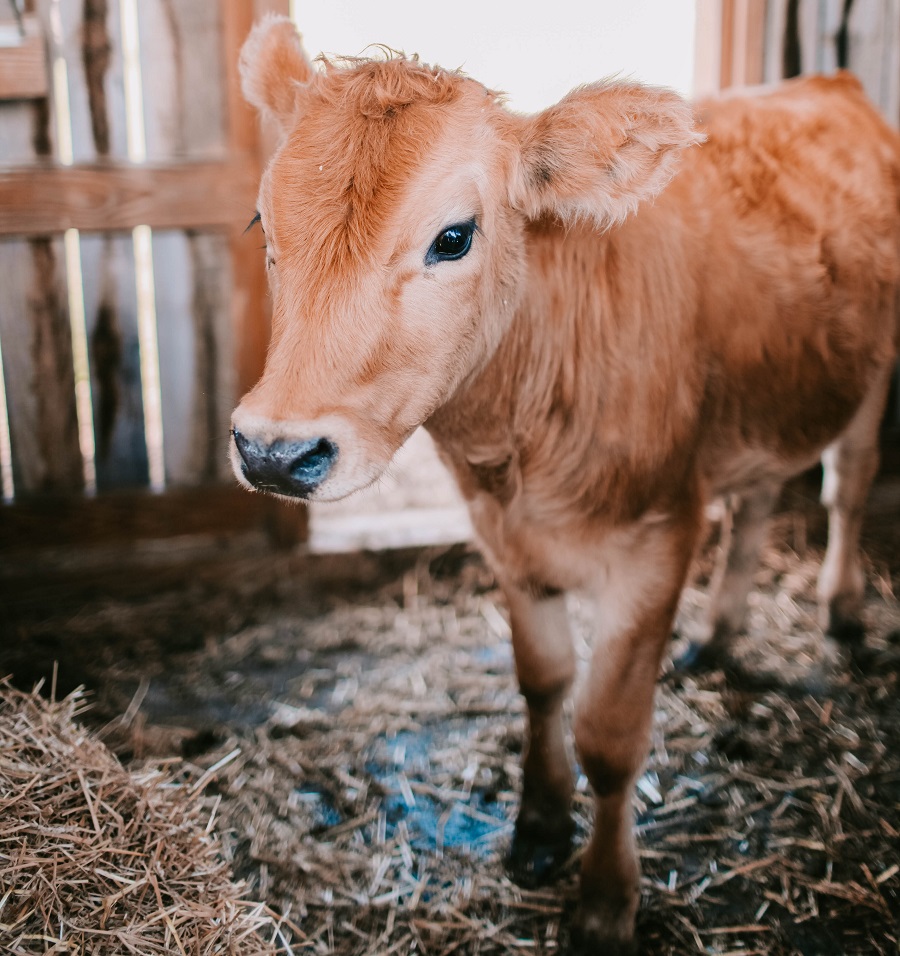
top-left (0, 237), bottom-right (83, 494)
top-left (0, 15), bottom-right (47, 100)
top-left (0, 159), bottom-right (259, 235)
top-left (80, 231), bottom-right (149, 489)
top-left (0, 484), bottom-right (308, 550)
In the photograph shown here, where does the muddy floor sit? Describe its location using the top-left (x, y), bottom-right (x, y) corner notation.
top-left (2, 476), bottom-right (900, 954)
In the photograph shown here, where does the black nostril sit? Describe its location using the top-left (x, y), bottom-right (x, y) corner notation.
top-left (232, 429), bottom-right (254, 467)
top-left (290, 438), bottom-right (338, 486)
top-left (232, 430), bottom-right (338, 497)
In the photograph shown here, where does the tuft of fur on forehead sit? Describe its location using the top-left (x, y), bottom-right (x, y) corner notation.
top-left (316, 50), bottom-right (471, 116)
top-left (269, 56), bottom-right (493, 297)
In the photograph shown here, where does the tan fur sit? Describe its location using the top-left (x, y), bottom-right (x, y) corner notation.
top-left (233, 17), bottom-right (900, 945)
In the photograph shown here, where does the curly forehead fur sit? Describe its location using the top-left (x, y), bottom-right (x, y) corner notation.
top-left (266, 55), bottom-right (497, 288)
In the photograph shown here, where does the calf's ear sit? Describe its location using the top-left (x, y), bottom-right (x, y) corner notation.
top-left (240, 14), bottom-right (313, 130)
top-left (509, 82), bottom-right (702, 228)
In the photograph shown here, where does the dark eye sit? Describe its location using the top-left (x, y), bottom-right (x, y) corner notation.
top-left (426, 220), bottom-right (475, 264)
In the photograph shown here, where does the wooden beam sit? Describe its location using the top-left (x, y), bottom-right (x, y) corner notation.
top-left (729, 0), bottom-right (767, 88)
top-left (0, 484), bottom-right (308, 551)
top-left (221, 0), bottom-right (288, 398)
top-left (0, 159), bottom-right (258, 235)
top-left (693, 0), bottom-right (723, 98)
top-left (0, 15), bottom-right (48, 100)
top-left (220, 0), bottom-right (306, 547)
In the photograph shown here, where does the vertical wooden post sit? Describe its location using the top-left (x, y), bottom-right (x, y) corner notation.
top-left (220, 0), bottom-right (306, 546)
top-left (694, 0), bottom-right (766, 96)
top-left (221, 0), bottom-right (281, 400)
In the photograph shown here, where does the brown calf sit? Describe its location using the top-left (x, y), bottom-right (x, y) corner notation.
top-left (232, 15), bottom-right (900, 949)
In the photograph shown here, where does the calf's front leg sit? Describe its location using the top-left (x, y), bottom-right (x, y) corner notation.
top-left (572, 520), bottom-right (697, 949)
top-left (504, 585), bottom-right (577, 884)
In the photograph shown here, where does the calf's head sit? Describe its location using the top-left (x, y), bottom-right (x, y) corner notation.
top-left (231, 15), bottom-right (698, 501)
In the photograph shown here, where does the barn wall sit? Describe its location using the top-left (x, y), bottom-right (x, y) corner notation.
top-left (0, 0), bottom-right (306, 548)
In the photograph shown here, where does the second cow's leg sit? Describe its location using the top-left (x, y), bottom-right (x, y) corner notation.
top-left (574, 519), bottom-right (697, 948)
top-left (505, 585), bottom-right (577, 883)
top-left (818, 363), bottom-right (892, 642)
top-left (678, 483), bottom-right (780, 672)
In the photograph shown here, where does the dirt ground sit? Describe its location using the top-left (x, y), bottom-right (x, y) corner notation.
top-left (2, 470), bottom-right (900, 955)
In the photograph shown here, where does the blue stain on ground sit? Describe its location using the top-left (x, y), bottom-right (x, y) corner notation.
top-left (291, 784), bottom-right (344, 830)
top-left (366, 729), bottom-right (509, 852)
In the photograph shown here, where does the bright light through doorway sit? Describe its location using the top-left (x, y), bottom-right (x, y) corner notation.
top-left (290, 1), bottom-right (698, 110)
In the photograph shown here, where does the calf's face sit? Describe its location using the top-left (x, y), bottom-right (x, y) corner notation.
top-left (231, 16), bottom-right (698, 501)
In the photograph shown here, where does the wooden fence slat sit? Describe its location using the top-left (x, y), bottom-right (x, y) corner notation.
top-left (54, 0), bottom-right (130, 163)
top-left (762, 0), bottom-right (789, 82)
top-left (134, 0), bottom-right (235, 488)
top-left (0, 236), bottom-right (83, 495)
top-left (882, 0), bottom-right (900, 127)
top-left (847, 0), bottom-right (887, 108)
top-left (152, 231), bottom-right (233, 486)
top-left (79, 231), bottom-right (148, 489)
top-left (0, 99), bottom-right (44, 163)
top-left (0, 239), bottom-right (42, 494)
top-left (0, 484), bottom-right (307, 549)
top-left (0, 159), bottom-right (259, 235)
top-left (0, 14), bottom-right (48, 100)
top-left (137, 0), bottom-right (225, 162)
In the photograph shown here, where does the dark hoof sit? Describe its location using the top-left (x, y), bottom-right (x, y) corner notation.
top-left (507, 817), bottom-right (574, 887)
top-left (567, 904), bottom-right (639, 956)
top-left (827, 616), bottom-right (865, 645)
top-left (567, 927), bottom-right (636, 956)
top-left (671, 638), bottom-right (728, 674)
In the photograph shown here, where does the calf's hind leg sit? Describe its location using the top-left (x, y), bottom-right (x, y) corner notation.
top-left (818, 363), bottom-right (893, 642)
top-left (677, 483), bottom-right (780, 672)
top-left (504, 586), bottom-right (577, 884)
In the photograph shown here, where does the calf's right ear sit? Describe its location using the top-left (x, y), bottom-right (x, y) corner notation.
top-left (240, 14), bottom-right (313, 130)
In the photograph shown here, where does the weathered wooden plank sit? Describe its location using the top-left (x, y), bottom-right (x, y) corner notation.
top-left (762, 0), bottom-right (789, 82)
top-left (0, 10), bottom-right (83, 498)
top-left (221, 0), bottom-right (305, 543)
top-left (152, 231), bottom-right (233, 486)
top-left (0, 483), bottom-right (308, 551)
top-left (880, 0), bottom-right (900, 126)
top-left (0, 88), bottom-right (46, 163)
top-left (221, 0), bottom-right (286, 399)
top-left (137, 0), bottom-right (225, 161)
top-left (51, 0), bottom-right (129, 163)
top-left (846, 0), bottom-right (889, 110)
top-left (729, 0), bottom-right (767, 87)
top-left (0, 236), bottom-right (83, 495)
top-left (133, 1), bottom-right (233, 487)
top-left (79, 231), bottom-right (148, 489)
top-left (0, 14), bottom-right (48, 100)
top-left (0, 159), bottom-right (259, 235)
top-left (817, 0), bottom-right (844, 74)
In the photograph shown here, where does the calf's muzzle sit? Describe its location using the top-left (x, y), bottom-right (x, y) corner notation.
top-left (232, 430), bottom-right (338, 498)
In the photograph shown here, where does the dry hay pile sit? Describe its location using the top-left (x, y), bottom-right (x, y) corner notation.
top-left (0, 679), bottom-right (292, 955)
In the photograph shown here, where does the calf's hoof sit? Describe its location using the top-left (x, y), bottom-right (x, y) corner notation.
top-left (671, 637), bottom-right (729, 674)
top-left (826, 613), bottom-right (865, 645)
top-left (507, 815), bottom-right (574, 887)
top-left (567, 896), bottom-right (639, 955)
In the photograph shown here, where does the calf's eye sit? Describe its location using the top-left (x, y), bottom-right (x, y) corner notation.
top-left (427, 220), bottom-right (475, 264)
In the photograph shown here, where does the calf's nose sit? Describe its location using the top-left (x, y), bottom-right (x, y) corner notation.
top-left (232, 430), bottom-right (338, 498)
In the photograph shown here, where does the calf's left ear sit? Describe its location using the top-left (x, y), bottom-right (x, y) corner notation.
top-left (240, 14), bottom-right (314, 131)
top-left (509, 82), bottom-right (702, 228)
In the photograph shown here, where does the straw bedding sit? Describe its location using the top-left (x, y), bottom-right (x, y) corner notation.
top-left (1, 487), bottom-right (899, 954)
